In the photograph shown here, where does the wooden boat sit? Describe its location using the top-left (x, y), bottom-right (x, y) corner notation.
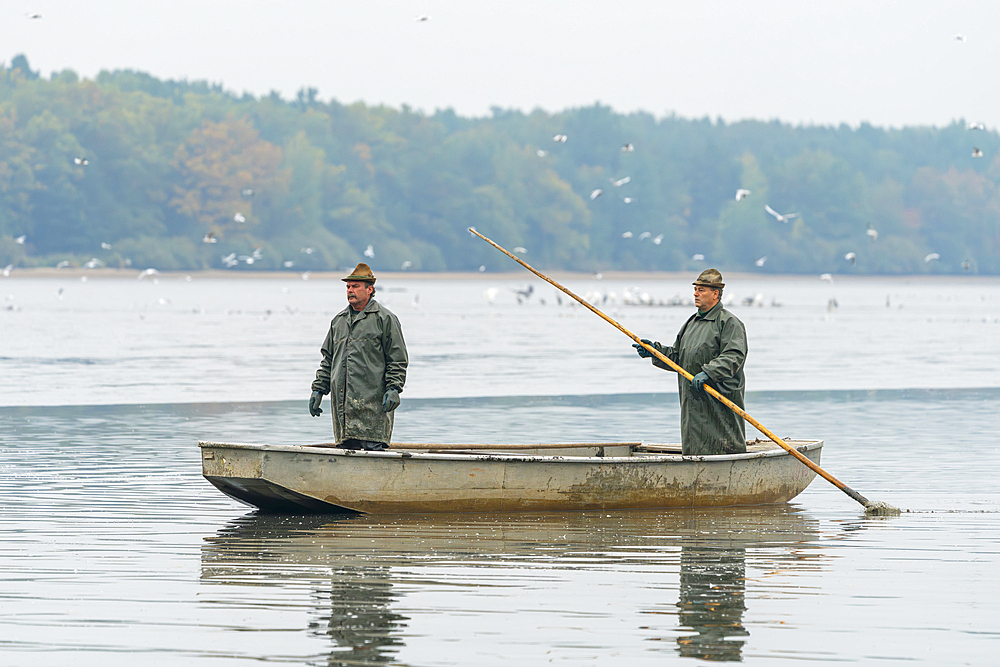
top-left (200, 439), bottom-right (822, 514)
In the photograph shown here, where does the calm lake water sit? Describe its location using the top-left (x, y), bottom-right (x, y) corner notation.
top-left (2, 273), bottom-right (1000, 665)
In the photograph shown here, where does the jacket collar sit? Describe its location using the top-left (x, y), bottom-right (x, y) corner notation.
top-left (339, 299), bottom-right (380, 319)
top-left (695, 300), bottom-right (724, 321)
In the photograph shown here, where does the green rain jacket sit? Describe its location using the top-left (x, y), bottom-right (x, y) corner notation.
top-left (311, 299), bottom-right (408, 445)
top-left (649, 301), bottom-right (747, 456)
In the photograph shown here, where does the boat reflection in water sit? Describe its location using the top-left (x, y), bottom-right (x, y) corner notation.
top-left (201, 506), bottom-right (822, 663)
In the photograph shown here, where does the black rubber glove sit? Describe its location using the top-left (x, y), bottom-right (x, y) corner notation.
top-left (633, 338), bottom-right (656, 359)
top-left (382, 388), bottom-right (400, 412)
top-left (691, 371), bottom-right (710, 393)
top-left (309, 390), bottom-right (324, 416)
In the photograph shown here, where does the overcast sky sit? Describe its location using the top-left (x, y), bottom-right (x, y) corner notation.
top-left (4, 1), bottom-right (998, 128)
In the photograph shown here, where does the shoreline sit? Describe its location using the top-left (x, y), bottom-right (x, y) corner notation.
top-left (2, 267), bottom-right (996, 282)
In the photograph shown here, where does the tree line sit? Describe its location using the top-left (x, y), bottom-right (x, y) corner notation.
top-left (2, 54), bottom-right (999, 275)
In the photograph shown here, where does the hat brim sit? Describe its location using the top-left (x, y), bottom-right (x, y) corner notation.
top-left (692, 281), bottom-right (725, 288)
top-left (342, 276), bottom-right (376, 283)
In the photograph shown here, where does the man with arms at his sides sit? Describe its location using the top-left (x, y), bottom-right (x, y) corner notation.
top-left (309, 263), bottom-right (408, 451)
top-left (633, 269), bottom-right (748, 456)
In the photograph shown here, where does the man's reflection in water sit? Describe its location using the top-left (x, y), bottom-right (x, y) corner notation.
top-left (309, 565), bottom-right (407, 667)
top-left (202, 515), bottom-right (409, 666)
top-left (675, 546), bottom-right (749, 661)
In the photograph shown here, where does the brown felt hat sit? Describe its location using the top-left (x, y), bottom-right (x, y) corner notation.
top-left (692, 268), bottom-right (725, 289)
top-left (342, 262), bottom-right (376, 284)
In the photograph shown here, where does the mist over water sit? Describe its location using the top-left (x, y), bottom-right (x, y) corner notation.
top-left (2, 275), bottom-right (999, 664)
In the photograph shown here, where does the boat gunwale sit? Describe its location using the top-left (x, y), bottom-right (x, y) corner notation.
top-left (198, 439), bottom-right (823, 464)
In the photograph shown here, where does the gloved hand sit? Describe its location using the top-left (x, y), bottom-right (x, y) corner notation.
top-left (633, 338), bottom-right (656, 359)
top-left (309, 390), bottom-right (324, 417)
top-left (690, 371), bottom-right (710, 393)
top-left (382, 388), bottom-right (400, 412)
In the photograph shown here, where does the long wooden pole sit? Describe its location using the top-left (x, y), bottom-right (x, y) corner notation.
top-left (470, 227), bottom-right (896, 513)
top-left (317, 442), bottom-right (643, 451)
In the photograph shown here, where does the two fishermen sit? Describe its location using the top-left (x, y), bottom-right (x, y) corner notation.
top-left (307, 263), bottom-right (745, 457)
top-left (634, 269), bottom-right (748, 456)
top-left (309, 263), bottom-right (408, 451)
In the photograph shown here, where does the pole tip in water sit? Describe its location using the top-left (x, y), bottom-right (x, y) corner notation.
top-left (864, 501), bottom-right (902, 516)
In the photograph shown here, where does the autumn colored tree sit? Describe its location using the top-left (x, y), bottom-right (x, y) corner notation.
top-left (170, 116), bottom-right (286, 239)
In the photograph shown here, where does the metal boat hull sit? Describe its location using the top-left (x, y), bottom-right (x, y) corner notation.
top-left (201, 440), bottom-right (822, 514)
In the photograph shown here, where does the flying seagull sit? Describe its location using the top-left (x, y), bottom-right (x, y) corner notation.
top-left (924, 252), bottom-right (940, 262)
top-left (954, 34), bottom-right (967, 42)
top-left (755, 256), bottom-right (767, 267)
top-left (972, 147), bottom-right (983, 157)
top-left (233, 212), bottom-right (247, 223)
top-left (401, 260), bottom-right (413, 270)
top-left (820, 273), bottom-right (833, 284)
top-left (612, 176), bottom-right (631, 187)
top-left (845, 252), bottom-right (857, 266)
top-left (638, 231), bottom-right (651, 240)
top-left (691, 253), bottom-right (705, 261)
top-left (25, 13), bottom-right (42, 19)
top-left (137, 268), bottom-right (159, 279)
top-left (735, 189), bottom-right (751, 201)
top-left (621, 231), bottom-right (633, 239)
top-left (74, 157), bottom-right (89, 166)
top-left (415, 15), bottom-right (430, 22)
top-left (968, 122), bottom-right (985, 131)
top-left (101, 242), bottom-right (112, 250)
top-left (513, 246), bottom-right (527, 254)
top-left (553, 134), bottom-right (568, 143)
top-left (202, 232), bottom-right (218, 243)
top-left (652, 234), bottom-right (664, 245)
top-left (536, 149), bottom-right (547, 157)
top-left (590, 189), bottom-right (603, 200)
top-left (364, 244), bottom-right (375, 258)
top-left (866, 225), bottom-right (879, 243)
top-left (15, 235), bottom-right (26, 244)
top-left (623, 197), bottom-right (633, 204)
top-left (621, 143), bottom-right (634, 152)
top-left (241, 188), bottom-right (255, 198)
top-left (765, 204), bottom-right (800, 223)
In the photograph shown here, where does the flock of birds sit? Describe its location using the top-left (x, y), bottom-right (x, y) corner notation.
top-left (531, 69), bottom-right (983, 276)
top-left (2, 28), bottom-right (984, 280)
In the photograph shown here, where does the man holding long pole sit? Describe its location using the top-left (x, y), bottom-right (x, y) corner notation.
top-left (633, 269), bottom-right (748, 456)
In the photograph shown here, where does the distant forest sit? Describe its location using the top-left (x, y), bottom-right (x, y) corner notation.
top-left (2, 54), bottom-right (999, 274)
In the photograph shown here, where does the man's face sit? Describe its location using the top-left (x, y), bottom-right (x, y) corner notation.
top-left (693, 285), bottom-right (720, 311)
top-left (346, 281), bottom-right (373, 310)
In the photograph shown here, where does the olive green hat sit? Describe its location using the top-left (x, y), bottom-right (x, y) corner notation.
top-left (693, 268), bottom-right (725, 289)
top-left (342, 262), bottom-right (376, 284)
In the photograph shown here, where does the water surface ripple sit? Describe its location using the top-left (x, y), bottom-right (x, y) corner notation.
top-left (2, 389), bottom-right (999, 665)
